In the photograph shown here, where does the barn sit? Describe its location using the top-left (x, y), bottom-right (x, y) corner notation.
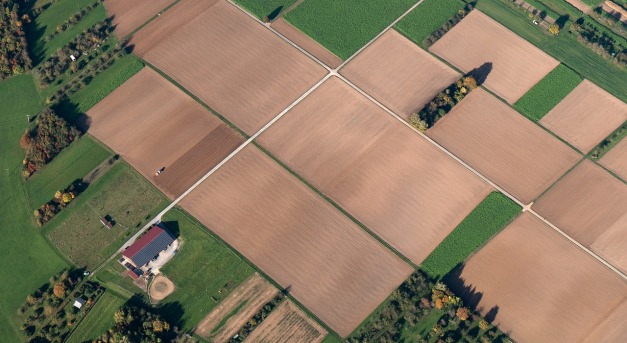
top-left (122, 225), bottom-right (175, 270)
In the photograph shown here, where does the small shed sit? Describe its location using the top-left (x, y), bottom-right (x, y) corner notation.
top-left (74, 297), bottom-right (86, 309)
top-left (70, 54), bottom-right (76, 62)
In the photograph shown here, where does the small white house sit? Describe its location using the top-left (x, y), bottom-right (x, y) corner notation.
top-left (73, 297), bottom-right (86, 309)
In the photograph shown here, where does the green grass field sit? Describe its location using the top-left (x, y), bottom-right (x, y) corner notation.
top-left (476, 0), bottom-right (627, 102)
top-left (234, 0), bottom-right (299, 20)
top-left (395, 0), bottom-right (465, 47)
top-left (421, 192), bottom-right (521, 279)
top-left (66, 290), bottom-right (126, 343)
top-left (94, 259), bottom-right (144, 299)
top-left (580, 0), bottom-right (604, 6)
top-left (534, 0), bottom-right (582, 19)
top-left (285, 0), bottom-right (418, 59)
top-left (157, 209), bottom-right (254, 330)
top-left (24, 137), bottom-right (112, 208)
top-left (45, 162), bottom-right (169, 269)
top-left (514, 64), bottom-right (582, 121)
top-left (0, 75), bottom-right (68, 343)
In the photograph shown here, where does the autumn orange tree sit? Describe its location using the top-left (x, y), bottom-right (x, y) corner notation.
top-left (53, 282), bottom-right (66, 298)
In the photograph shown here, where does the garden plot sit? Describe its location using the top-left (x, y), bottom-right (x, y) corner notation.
top-left (86, 67), bottom-right (243, 199)
top-left (136, 0), bottom-right (326, 134)
top-left (429, 10), bottom-right (559, 103)
top-left (427, 88), bottom-right (581, 204)
top-left (179, 145), bottom-right (412, 337)
top-left (540, 80), bottom-right (627, 153)
top-left (104, 0), bottom-right (176, 38)
top-left (600, 137), bottom-right (627, 180)
top-left (446, 212), bottom-right (627, 343)
top-left (245, 300), bottom-right (327, 343)
top-left (341, 30), bottom-right (460, 120)
top-left (533, 160), bottom-right (627, 274)
top-left (258, 77), bottom-right (492, 265)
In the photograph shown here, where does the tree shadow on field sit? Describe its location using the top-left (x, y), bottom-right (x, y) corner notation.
top-left (443, 263), bottom-right (500, 324)
top-left (53, 99), bottom-right (91, 132)
top-left (465, 62), bottom-right (493, 86)
top-left (267, 6), bottom-right (284, 21)
top-left (556, 15), bottom-right (570, 29)
top-left (160, 221), bottom-right (180, 238)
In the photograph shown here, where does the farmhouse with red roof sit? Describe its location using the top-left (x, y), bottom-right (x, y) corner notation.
top-left (122, 225), bottom-right (175, 270)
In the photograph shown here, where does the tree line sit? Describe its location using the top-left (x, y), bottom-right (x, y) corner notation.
top-left (423, 4), bottom-right (473, 48)
top-left (571, 18), bottom-right (627, 67)
top-left (0, 0), bottom-right (33, 78)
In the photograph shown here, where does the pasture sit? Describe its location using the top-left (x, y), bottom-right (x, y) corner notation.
top-left (258, 77), bottom-right (492, 265)
top-left (137, 0), bottom-right (326, 134)
top-left (514, 64), bottom-right (582, 121)
top-left (86, 67), bottom-right (243, 199)
top-left (427, 88), bottom-right (581, 204)
top-left (340, 30), bottom-right (460, 119)
top-left (395, 0), bottom-right (466, 47)
top-left (446, 212), bottom-right (627, 343)
top-left (430, 10), bottom-right (559, 104)
top-left (245, 300), bottom-right (327, 343)
top-left (533, 160), bottom-right (627, 274)
top-left (66, 290), bottom-right (125, 343)
top-left (45, 162), bottom-right (169, 269)
top-left (421, 192), bottom-right (520, 279)
top-left (284, 0), bottom-right (418, 60)
top-left (234, 0), bottom-right (298, 20)
top-left (271, 18), bottom-right (342, 68)
top-left (104, 0), bottom-right (176, 38)
top-left (540, 80), bottom-right (627, 153)
top-left (599, 137), bottom-right (627, 180)
top-left (179, 145), bottom-right (412, 337)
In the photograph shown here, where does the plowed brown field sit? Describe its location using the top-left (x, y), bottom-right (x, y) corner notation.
top-left (540, 80), bottom-right (627, 153)
top-left (258, 77), bottom-right (492, 264)
top-left (533, 160), bottom-right (627, 274)
top-left (341, 30), bottom-right (459, 119)
top-left (135, 0), bottom-right (326, 134)
top-left (195, 273), bottom-right (278, 343)
top-left (427, 88), bottom-right (581, 203)
top-left (104, 0), bottom-right (176, 38)
top-left (430, 10), bottom-right (559, 104)
top-left (447, 212), bottom-right (627, 343)
top-left (245, 300), bottom-right (326, 343)
top-left (272, 18), bottom-right (341, 69)
top-left (87, 67), bottom-right (243, 198)
top-left (179, 145), bottom-right (412, 336)
top-left (600, 137), bottom-right (627, 180)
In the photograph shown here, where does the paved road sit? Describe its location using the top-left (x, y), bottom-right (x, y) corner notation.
top-left (93, 0), bottom-right (626, 282)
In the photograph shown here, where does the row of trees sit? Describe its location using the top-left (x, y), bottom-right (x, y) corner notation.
top-left (42, 0), bottom-right (103, 44)
top-left (409, 75), bottom-right (478, 131)
top-left (33, 180), bottom-right (86, 226)
top-left (20, 109), bottom-right (81, 177)
top-left (95, 305), bottom-right (174, 343)
top-left (424, 5), bottom-right (473, 47)
top-left (0, 0), bottom-right (32, 78)
top-left (230, 291), bottom-right (287, 342)
top-left (571, 18), bottom-right (627, 66)
top-left (34, 19), bottom-right (113, 87)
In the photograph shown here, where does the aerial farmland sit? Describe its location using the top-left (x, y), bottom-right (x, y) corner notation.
top-left (1, 0), bottom-right (626, 342)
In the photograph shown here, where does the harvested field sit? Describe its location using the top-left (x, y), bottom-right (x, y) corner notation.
top-left (195, 273), bottom-right (278, 342)
top-left (104, 0), bottom-right (176, 38)
top-left (180, 145), bottom-right (412, 337)
top-left (136, 0), bottom-right (326, 134)
top-left (341, 30), bottom-right (460, 120)
top-left (86, 67), bottom-right (243, 199)
top-left (272, 18), bottom-right (341, 69)
top-left (429, 10), bottom-right (559, 103)
top-left (540, 80), bottom-right (627, 153)
top-left (446, 212), bottom-right (627, 343)
top-left (600, 137), bottom-right (627, 180)
top-left (245, 300), bottom-right (326, 343)
top-left (533, 160), bottom-right (627, 274)
top-left (149, 274), bottom-right (175, 303)
top-left (258, 77), bottom-right (492, 264)
top-left (427, 88), bottom-right (581, 204)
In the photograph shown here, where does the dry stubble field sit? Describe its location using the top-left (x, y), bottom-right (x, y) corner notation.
top-left (447, 212), bottom-right (627, 343)
top-left (104, 0), bottom-right (176, 38)
top-left (540, 80), bottom-right (627, 153)
top-left (87, 67), bottom-right (243, 199)
top-left (258, 77), bottom-right (492, 264)
top-left (271, 18), bottom-right (341, 69)
top-left (341, 30), bottom-right (459, 119)
top-left (179, 146), bottom-right (412, 337)
top-left (427, 88), bottom-right (581, 204)
top-left (134, 0), bottom-right (326, 134)
top-left (429, 10), bottom-right (559, 104)
top-left (533, 160), bottom-right (627, 274)
top-left (195, 273), bottom-right (278, 342)
top-left (600, 137), bottom-right (627, 180)
top-left (245, 300), bottom-right (327, 343)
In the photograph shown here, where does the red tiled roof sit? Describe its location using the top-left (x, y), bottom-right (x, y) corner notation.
top-left (126, 269), bottom-right (140, 280)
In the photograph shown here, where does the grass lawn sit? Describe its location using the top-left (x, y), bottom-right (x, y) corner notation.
top-left (580, 0), bottom-right (604, 5)
top-left (24, 137), bottom-right (112, 209)
top-left (94, 259), bottom-right (144, 299)
top-left (157, 209), bottom-right (254, 330)
top-left (45, 162), bottom-right (169, 269)
top-left (234, 0), bottom-right (299, 20)
top-left (535, 0), bottom-right (583, 19)
top-left (421, 192), bottom-right (521, 279)
top-left (514, 64), bottom-right (582, 121)
top-left (285, 0), bottom-right (418, 59)
top-left (0, 75), bottom-right (68, 343)
top-left (395, 0), bottom-right (466, 48)
top-left (66, 290), bottom-right (126, 343)
top-left (321, 334), bottom-right (344, 343)
top-left (476, 0), bottom-right (627, 102)
top-left (29, 1), bottom-right (107, 65)
top-left (400, 309), bottom-right (443, 340)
